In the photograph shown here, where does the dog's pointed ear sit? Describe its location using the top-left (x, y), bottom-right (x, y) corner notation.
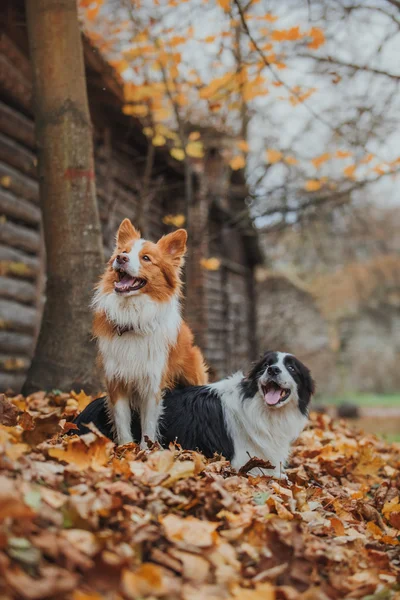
top-left (116, 219), bottom-right (140, 248)
top-left (157, 229), bottom-right (187, 264)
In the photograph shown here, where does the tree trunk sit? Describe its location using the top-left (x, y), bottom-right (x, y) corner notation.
top-left (23, 0), bottom-right (104, 394)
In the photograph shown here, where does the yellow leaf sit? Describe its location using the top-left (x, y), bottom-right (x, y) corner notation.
top-left (70, 390), bottom-right (93, 412)
top-left (232, 583), bottom-right (275, 600)
top-left (200, 257), bottom-right (221, 271)
top-left (185, 141), bottom-right (204, 159)
top-left (230, 155), bottom-right (246, 170)
top-left (143, 127), bottom-right (153, 137)
top-left (217, 0), bottom-right (230, 11)
top-left (383, 496), bottom-right (400, 516)
top-left (189, 131), bottom-right (201, 141)
top-left (354, 446), bottom-right (384, 475)
top-left (123, 104), bottom-right (148, 117)
top-left (0, 176), bottom-right (11, 188)
top-left (204, 35), bottom-right (216, 43)
top-left (170, 148), bottom-right (185, 161)
top-left (311, 153), bottom-right (331, 169)
top-left (343, 164), bottom-right (356, 180)
top-left (152, 134), bottom-right (166, 147)
top-left (266, 149), bottom-right (282, 164)
top-left (162, 214), bottom-right (186, 227)
top-left (284, 156), bottom-right (298, 165)
top-left (304, 180), bottom-right (322, 191)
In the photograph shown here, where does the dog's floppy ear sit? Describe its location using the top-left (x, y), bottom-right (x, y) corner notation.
top-left (157, 229), bottom-right (187, 264)
top-left (116, 219), bottom-right (140, 248)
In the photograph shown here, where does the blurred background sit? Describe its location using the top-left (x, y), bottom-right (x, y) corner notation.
top-left (0, 0), bottom-right (399, 438)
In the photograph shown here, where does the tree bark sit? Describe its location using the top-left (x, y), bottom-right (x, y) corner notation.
top-left (23, 0), bottom-right (104, 394)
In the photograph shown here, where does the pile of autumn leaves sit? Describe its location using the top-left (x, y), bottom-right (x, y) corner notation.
top-left (0, 391), bottom-right (400, 600)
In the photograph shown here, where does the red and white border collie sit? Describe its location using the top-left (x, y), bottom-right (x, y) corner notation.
top-left (75, 351), bottom-right (315, 477)
top-left (92, 218), bottom-right (208, 447)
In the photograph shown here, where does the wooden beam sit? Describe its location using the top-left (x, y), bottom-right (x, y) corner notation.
top-left (0, 276), bottom-right (36, 304)
top-left (0, 220), bottom-right (41, 253)
top-left (0, 101), bottom-right (35, 149)
top-left (0, 132), bottom-right (37, 177)
top-left (0, 188), bottom-right (41, 225)
top-left (0, 163), bottom-right (39, 204)
top-left (0, 298), bottom-right (36, 332)
top-left (0, 331), bottom-right (33, 355)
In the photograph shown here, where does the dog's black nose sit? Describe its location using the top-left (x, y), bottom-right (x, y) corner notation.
top-left (116, 254), bottom-right (129, 264)
top-left (267, 365), bottom-right (281, 376)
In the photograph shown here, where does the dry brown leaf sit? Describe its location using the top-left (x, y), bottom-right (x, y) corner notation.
top-left (161, 514), bottom-right (219, 548)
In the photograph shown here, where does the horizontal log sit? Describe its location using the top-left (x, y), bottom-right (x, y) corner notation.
top-left (0, 331), bottom-right (33, 355)
top-left (0, 188), bottom-right (41, 225)
top-left (0, 354), bottom-right (30, 372)
top-left (0, 276), bottom-right (36, 304)
top-left (0, 101), bottom-right (35, 150)
top-left (0, 132), bottom-right (37, 178)
top-left (0, 244), bottom-right (40, 278)
top-left (0, 221), bottom-right (41, 253)
top-left (0, 162), bottom-right (39, 203)
top-left (0, 372), bottom-right (26, 393)
top-left (0, 53), bottom-right (32, 113)
top-left (0, 299), bottom-right (37, 333)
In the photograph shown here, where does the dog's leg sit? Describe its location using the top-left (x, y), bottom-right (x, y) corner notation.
top-left (140, 392), bottom-right (163, 449)
top-left (112, 396), bottom-right (134, 445)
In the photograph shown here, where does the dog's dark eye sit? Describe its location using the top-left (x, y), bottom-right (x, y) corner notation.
top-left (142, 255), bottom-right (151, 262)
top-left (288, 365), bottom-right (296, 372)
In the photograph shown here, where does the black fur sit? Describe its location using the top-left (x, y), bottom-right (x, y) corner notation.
top-left (283, 354), bottom-right (315, 416)
top-left (73, 387), bottom-right (234, 460)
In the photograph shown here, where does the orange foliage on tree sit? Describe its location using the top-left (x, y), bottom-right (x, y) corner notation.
top-left (79, 0), bottom-right (400, 192)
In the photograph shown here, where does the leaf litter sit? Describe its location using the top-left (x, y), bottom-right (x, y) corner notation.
top-left (0, 392), bottom-right (400, 599)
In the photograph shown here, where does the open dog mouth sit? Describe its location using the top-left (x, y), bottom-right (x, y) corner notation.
top-left (261, 381), bottom-right (290, 406)
top-left (114, 270), bottom-right (147, 294)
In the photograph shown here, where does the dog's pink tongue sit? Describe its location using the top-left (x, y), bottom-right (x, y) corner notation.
top-left (115, 274), bottom-right (135, 290)
top-left (265, 389), bottom-right (281, 405)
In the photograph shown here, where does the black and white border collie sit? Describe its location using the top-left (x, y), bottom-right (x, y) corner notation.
top-left (74, 351), bottom-right (315, 476)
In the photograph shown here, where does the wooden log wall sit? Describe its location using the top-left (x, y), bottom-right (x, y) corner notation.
top-left (0, 97), bottom-right (40, 392)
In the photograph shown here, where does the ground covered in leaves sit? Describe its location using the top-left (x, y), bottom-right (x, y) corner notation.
top-left (0, 391), bottom-right (400, 600)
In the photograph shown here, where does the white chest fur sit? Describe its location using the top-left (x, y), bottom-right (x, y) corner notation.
top-left (94, 290), bottom-right (181, 399)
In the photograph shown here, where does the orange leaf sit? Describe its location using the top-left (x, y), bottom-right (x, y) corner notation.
top-left (217, 0), bottom-right (230, 11)
top-left (236, 140), bottom-right (249, 153)
top-left (308, 26), bottom-right (325, 49)
top-left (335, 150), bottom-right (353, 159)
top-left (284, 156), bottom-right (298, 165)
top-left (48, 434), bottom-right (113, 471)
top-left (343, 164), bottom-right (356, 180)
top-left (312, 153), bottom-right (331, 169)
top-left (271, 27), bottom-right (302, 42)
top-left (304, 180), bottom-right (322, 192)
top-left (266, 149), bottom-right (282, 164)
top-left (230, 155), bottom-right (246, 170)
